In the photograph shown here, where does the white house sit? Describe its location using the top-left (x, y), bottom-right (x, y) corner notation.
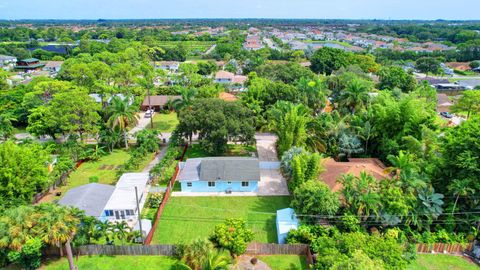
top-left (0, 55), bottom-right (17, 71)
top-left (102, 173), bottom-right (150, 226)
top-left (154, 61), bottom-right (180, 72)
top-left (43, 61), bottom-right (64, 73)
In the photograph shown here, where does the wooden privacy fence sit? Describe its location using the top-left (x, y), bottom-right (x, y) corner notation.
top-left (44, 245), bottom-right (176, 257)
top-left (416, 243), bottom-right (474, 254)
top-left (144, 144), bottom-right (188, 245)
top-left (33, 160), bottom-right (84, 204)
top-left (246, 243), bottom-right (314, 267)
top-left (246, 243), bottom-right (310, 255)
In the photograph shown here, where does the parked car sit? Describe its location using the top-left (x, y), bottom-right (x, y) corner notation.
top-left (145, 109), bottom-right (155, 118)
top-left (440, 111), bottom-right (453, 118)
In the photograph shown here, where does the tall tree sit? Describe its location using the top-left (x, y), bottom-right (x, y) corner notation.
top-left (267, 101), bottom-right (312, 156)
top-left (451, 90), bottom-right (480, 119)
top-left (106, 96), bottom-right (139, 149)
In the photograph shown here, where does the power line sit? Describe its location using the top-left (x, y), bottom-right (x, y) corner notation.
top-left (167, 202), bottom-right (480, 219)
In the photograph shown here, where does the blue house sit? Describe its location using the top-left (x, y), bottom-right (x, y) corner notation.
top-left (276, 208), bottom-right (299, 244)
top-left (177, 157), bottom-right (260, 193)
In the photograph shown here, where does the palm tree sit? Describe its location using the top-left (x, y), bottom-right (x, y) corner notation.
top-left (338, 78), bottom-right (371, 115)
top-left (201, 249), bottom-right (231, 270)
top-left (355, 120), bottom-right (376, 154)
top-left (179, 239), bottom-right (214, 270)
top-left (448, 179), bottom-right (474, 215)
top-left (106, 96), bottom-right (139, 149)
top-left (386, 151), bottom-right (417, 181)
top-left (36, 204), bottom-right (80, 270)
top-left (113, 221), bottom-right (130, 245)
top-left (173, 87), bottom-right (197, 113)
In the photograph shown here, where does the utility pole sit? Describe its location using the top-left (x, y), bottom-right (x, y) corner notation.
top-left (147, 87), bottom-right (153, 129)
top-left (135, 186), bottom-right (144, 244)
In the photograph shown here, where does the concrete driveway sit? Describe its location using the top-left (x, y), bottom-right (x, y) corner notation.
top-left (258, 169), bottom-right (289, 196)
top-left (255, 133), bottom-right (279, 161)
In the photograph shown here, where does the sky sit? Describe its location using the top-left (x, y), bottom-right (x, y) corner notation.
top-left (0, 0), bottom-right (479, 20)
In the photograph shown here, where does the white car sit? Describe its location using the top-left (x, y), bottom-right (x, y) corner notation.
top-left (144, 109), bottom-right (155, 118)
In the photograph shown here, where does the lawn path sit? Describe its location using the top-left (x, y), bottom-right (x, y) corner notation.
top-left (142, 146), bottom-right (168, 172)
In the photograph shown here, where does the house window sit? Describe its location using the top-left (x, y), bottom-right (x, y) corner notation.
top-left (187, 182), bottom-right (192, 187)
top-left (126, 210), bottom-right (134, 216)
top-left (105, 210), bottom-right (113, 217)
top-left (242, 181), bottom-right (249, 187)
top-left (208, 181), bottom-right (216, 187)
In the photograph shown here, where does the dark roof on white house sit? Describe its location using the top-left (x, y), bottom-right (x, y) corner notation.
top-left (178, 157), bottom-right (260, 182)
top-left (58, 183), bottom-right (115, 217)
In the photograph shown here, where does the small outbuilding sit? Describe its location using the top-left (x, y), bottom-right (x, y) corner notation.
top-left (276, 208), bottom-right (299, 244)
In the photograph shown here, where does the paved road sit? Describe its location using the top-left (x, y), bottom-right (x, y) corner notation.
top-left (205, 44), bottom-right (216, 55)
top-left (129, 112), bottom-right (149, 135)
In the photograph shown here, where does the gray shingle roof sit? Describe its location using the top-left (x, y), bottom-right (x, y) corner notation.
top-left (178, 157), bottom-right (260, 182)
top-left (58, 183), bottom-right (115, 217)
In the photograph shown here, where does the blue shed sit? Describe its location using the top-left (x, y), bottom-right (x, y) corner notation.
top-left (276, 208), bottom-right (299, 244)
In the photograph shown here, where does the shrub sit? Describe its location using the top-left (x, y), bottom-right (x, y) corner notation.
top-left (89, 176), bottom-right (99, 183)
top-left (291, 180), bottom-right (340, 219)
top-left (210, 219), bottom-right (254, 256)
top-left (147, 193), bottom-right (164, 208)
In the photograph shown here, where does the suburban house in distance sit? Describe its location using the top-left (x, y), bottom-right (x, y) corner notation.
top-left (319, 158), bottom-right (388, 192)
top-left (43, 60), bottom-right (64, 73)
top-left (14, 58), bottom-right (45, 72)
top-left (214, 70), bottom-right (247, 85)
top-left (0, 55), bottom-right (18, 70)
top-left (140, 95), bottom-right (182, 111)
top-left (154, 61), bottom-right (180, 72)
top-left (177, 157), bottom-right (260, 193)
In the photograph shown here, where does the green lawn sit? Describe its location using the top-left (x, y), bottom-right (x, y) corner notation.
top-left (184, 144), bottom-right (257, 159)
top-left (42, 255), bottom-right (178, 270)
top-left (148, 112), bottom-right (179, 132)
top-left (258, 255), bottom-right (308, 270)
top-left (53, 150), bottom-right (154, 200)
top-left (408, 254), bottom-right (478, 270)
top-left (152, 196), bottom-right (292, 244)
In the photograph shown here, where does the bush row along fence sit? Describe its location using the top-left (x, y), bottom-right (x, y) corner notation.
top-left (416, 243), bottom-right (474, 254)
top-left (144, 143), bottom-right (188, 245)
top-left (32, 160), bottom-right (84, 204)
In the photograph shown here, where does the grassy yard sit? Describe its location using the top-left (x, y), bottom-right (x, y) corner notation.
top-left (42, 256), bottom-right (178, 270)
top-left (184, 144), bottom-right (257, 159)
top-left (152, 196), bottom-right (291, 244)
top-left (258, 255), bottom-right (308, 270)
top-left (408, 254), bottom-right (478, 270)
top-left (50, 150), bottom-right (154, 201)
top-left (148, 112), bottom-right (179, 132)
